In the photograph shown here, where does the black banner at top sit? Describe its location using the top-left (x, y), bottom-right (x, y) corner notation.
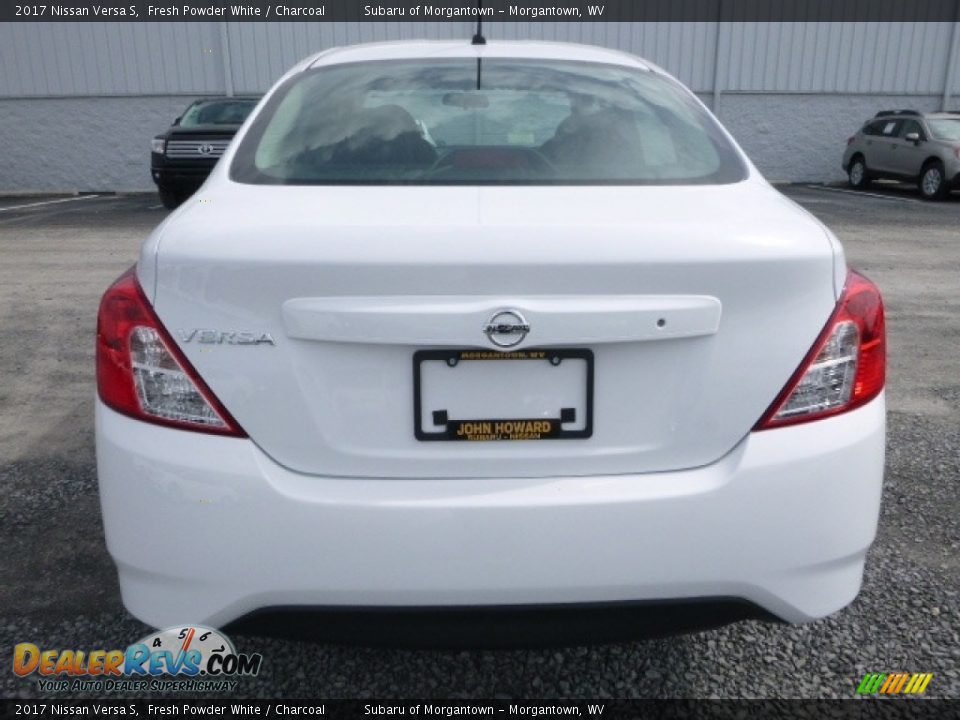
top-left (3, 0), bottom-right (960, 23)
top-left (0, 700), bottom-right (959, 719)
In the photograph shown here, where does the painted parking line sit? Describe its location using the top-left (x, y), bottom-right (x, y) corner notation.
top-left (802, 184), bottom-right (923, 203)
top-left (0, 194), bottom-right (102, 212)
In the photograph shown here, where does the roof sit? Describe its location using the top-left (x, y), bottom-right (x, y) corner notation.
top-left (307, 40), bottom-right (653, 72)
top-left (873, 109), bottom-right (960, 119)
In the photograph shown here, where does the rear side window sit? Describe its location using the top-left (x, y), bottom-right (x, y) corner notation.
top-left (231, 59), bottom-right (746, 186)
top-left (898, 120), bottom-right (925, 139)
top-left (864, 119), bottom-right (902, 137)
top-left (881, 120), bottom-right (901, 136)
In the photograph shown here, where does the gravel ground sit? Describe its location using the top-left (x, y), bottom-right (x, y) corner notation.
top-left (0, 186), bottom-right (958, 699)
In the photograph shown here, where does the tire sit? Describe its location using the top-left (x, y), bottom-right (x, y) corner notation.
top-left (158, 184), bottom-right (184, 209)
top-left (919, 161), bottom-right (949, 201)
top-left (847, 155), bottom-right (870, 189)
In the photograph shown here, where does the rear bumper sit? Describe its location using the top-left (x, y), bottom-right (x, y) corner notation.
top-left (227, 599), bottom-right (778, 648)
top-left (841, 147), bottom-right (857, 172)
top-left (96, 394), bottom-right (885, 633)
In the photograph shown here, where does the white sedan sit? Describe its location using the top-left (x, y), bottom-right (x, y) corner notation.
top-left (95, 40), bottom-right (886, 643)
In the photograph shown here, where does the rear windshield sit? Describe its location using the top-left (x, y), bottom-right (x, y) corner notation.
top-left (927, 118), bottom-right (960, 141)
top-left (230, 59), bottom-right (746, 186)
top-left (181, 99), bottom-right (257, 127)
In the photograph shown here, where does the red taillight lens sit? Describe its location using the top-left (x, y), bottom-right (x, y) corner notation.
top-left (96, 266), bottom-right (246, 436)
top-left (754, 269), bottom-right (885, 430)
top-left (847, 136), bottom-right (856, 146)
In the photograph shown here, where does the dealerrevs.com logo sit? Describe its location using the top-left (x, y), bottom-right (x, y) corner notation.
top-left (12, 625), bottom-right (262, 693)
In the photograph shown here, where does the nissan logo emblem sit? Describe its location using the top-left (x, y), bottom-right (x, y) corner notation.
top-left (483, 310), bottom-right (531, 349)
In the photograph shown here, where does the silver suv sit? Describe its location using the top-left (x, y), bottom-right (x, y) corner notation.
top-left (843, 110), bottom-right (960, 200)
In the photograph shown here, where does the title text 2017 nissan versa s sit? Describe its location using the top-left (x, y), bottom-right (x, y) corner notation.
top-left (96, 41), bottom-right (885, 645)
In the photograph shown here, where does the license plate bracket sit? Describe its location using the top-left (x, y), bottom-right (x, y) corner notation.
top-left (413, 348), bottom-right (594, 441)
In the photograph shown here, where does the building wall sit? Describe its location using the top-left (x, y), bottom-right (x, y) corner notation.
top-left (1, 20), bottom-right (958, 191)
top-left (719, 93), bottom-right (946, 183)
top-left (0, 96), bottom-right (191, 192)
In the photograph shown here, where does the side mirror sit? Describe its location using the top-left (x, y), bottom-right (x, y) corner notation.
top-left (904, 132), bottom-right (921, 144)
top-left (173, 116), bottom-right (181, 126)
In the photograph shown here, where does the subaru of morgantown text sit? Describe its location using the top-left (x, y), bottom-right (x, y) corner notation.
top-left (96, 40), bottom-right (886, 644)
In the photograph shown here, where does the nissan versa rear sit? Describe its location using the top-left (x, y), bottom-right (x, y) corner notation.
top-left (96, 41), bottom-right (886, 642)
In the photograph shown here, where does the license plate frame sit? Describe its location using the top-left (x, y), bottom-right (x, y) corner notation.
top-left (413, 348), bottom-right (594, 442)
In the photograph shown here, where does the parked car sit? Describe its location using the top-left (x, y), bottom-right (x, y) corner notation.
top-left (151, 96), bottom-right (259, 208)
top-left (98, 41), bottom-right (886, 644)
top-left (843, 109), bottom-right (960, 199)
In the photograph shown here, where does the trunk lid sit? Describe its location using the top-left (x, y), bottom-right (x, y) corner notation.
top-left (148, 181), bottom-right (837, 478)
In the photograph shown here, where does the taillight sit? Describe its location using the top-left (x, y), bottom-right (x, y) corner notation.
top-left (847, 136), bottom-right (856, 146)
top-left (754, 269), bottom-right (885, 430)
top-left (96, 267), bottom-right (246, 436)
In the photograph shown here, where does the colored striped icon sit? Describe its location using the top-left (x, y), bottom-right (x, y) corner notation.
top-left (856, 672), bottom-right (933, 695)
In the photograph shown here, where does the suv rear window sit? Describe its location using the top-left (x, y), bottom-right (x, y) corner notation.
top-left (230, 59), bottom-right (746, 186)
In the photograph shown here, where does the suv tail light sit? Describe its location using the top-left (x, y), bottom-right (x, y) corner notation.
top-left (847, 136), bottom-right (856, 146)
top-left (96, 267), bottom-right (246, 436)
top-left (755, 269), bottom-right (885, 430)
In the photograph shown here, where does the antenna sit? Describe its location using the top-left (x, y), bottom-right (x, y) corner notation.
top-left (472, 0), bottom-right (486, 45)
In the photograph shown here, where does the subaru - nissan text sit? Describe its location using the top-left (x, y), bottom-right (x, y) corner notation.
top-left (96, 41), bottom-right (886, 644)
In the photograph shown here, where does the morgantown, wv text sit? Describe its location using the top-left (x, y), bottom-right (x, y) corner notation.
top-left (363, 4), bottom-right (605, 18)
top-left (364, 705), bottom-right (606, 717)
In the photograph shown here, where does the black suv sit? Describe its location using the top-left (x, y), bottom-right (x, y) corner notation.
top-left (151, 97), bottom-right (259, 208)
